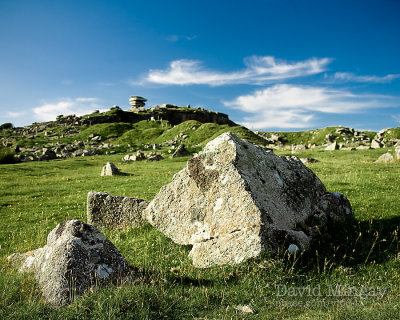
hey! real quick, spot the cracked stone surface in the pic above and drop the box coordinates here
[87,191,148,230]
[14,220,130,306]
[144,132,353,268]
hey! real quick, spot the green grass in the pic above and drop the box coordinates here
[0,148,399,319]
[76,123,134,141]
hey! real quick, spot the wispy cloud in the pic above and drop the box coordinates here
[329,72,400,83]
[7,111,25,118]
[144,56,332,86]
[224,84,400,129]
[33,98,102,122]
[165,34,197,42]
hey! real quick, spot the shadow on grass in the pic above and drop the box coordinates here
[297,216,400,272]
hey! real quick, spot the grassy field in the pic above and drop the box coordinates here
[0,147,399,319]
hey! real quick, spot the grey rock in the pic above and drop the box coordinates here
[144,132,353,268]
[41,148,57,160]
[300,158,320,164]
[375,152,394,163]
[356,145,370,150]
[101,162,121,176]
[87,191,148,230]
[146,152,164,162]
[170,144,193,158]
[325,141,338,151]
[14,220,130,306]
[291,144,307,153]
[371,139,383,149]
[396,146,400,160]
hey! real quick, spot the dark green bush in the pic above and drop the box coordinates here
[0,123,13,130]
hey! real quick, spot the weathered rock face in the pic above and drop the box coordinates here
[371,139,384,149]
[375,152,394,163]
[144,132,353,268]
[17,220,130,306]
[101,162,121,176]
[325,141,338,150]
[87,191,148,229]
[395,146,400,160]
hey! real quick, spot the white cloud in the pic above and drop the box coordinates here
[144,56,332,86]
[166,34,197,42]
[7,111,25,118]
[224,84,400,129]
[331,72,400,83]
[33,98,102,122]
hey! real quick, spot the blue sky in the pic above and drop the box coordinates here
[1,0,400,131]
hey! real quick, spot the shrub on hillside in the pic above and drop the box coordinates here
[0,147,16,164]
[0,123,13,130]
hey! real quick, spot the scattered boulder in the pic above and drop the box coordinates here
[300,158,320,164]
[87,191,148,230]
[291,144,307,153]
[375,152,394,164]
[146,152,164,162]
[325,141,338,151]
[170,144,193,158]
[41,148,57,160]
[371,139,384,149]
[356,145,370,150]
[12,220,130,306]
[395,146,400,160]
[122,151,145,162]
[101,162,121,176]
[144,132,353,268]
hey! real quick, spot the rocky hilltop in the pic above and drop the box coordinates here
[1,98,400,163]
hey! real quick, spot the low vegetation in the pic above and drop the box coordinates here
[0,147,399,319]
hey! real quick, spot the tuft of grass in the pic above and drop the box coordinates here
[0,147,16,164]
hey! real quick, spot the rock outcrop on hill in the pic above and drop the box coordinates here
[144,132,353,268]
[13,220,130,306]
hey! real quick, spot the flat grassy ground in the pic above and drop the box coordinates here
[0,148,399,319]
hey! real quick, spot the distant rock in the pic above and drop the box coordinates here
[291,144,307,153]
[371,139,384,149]
[356,145,370,150]
[375,152,394,164]
[396,146,400,160]
[146,152,164,162]
[87,191,148,230]
[170,144,193,158]
[325,141,338,151]
[101,162,121,176]
[144,132,353,268]
[300,158,320,164]
[40,148,57,160]
[12,220,130,306]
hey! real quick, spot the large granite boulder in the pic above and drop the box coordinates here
[87,191,148,229]
[144,132,353,268]
[15,220,130,306]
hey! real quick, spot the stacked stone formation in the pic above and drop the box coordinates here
[129,96,147,112]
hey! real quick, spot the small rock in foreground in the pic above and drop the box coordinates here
[11,220,130,306]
